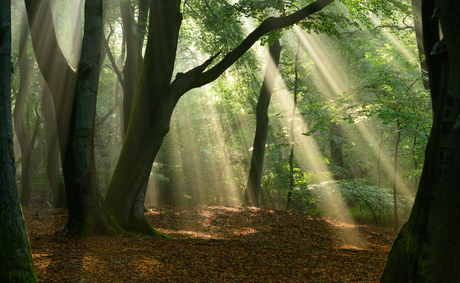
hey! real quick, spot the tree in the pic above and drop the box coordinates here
[244,38,282,207]
[64,0,116,235]
[119,0,149,137]
[25,0,117,235]
[105,0,334,235]
[41,79,66,208]
[0,0,37,280]
[381,0,460,281]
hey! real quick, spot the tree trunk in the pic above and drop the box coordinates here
[41,79,66,208]
[0,1,37,280]
[105,0,183,236]
[120,0,142,135]
[25,0,117,234]
[381,0,460,281]
[244,39,282,207]
[287,39,300,210]
[13,10,34,207]
[329,122,344,171]
[392,120,401,232]
[64,0,115,235]
[25,0,79,210]
[412,0,430,90]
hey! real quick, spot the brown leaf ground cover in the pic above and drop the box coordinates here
[23,205,395,282]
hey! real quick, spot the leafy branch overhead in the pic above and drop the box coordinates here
[188,0,335,89]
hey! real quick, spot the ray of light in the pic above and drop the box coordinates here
[293,26,413,200]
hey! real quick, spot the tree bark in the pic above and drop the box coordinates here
[105,0,183,236]
[0,1,37,280]
[381,0,460,281]
[65,0,114,235]
[120,0,143,135]
[412,0,430,90]
[41,79,66,208]
[244,39,282,207]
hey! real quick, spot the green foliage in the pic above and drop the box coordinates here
[304,179,412,225]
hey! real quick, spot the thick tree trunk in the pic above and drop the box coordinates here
[244,39,282,207]
[381,0,460,281]
[105,0,183,236]
[106,0,333,235]
[0,2,37,280]
[25,0,117,234]
[64,0,114,235]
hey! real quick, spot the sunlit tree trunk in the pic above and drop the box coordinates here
[0,1,37,280]
[25,0,79,206]
[381,0,460,281]
[41,79,66,208]
[392,119,402,232]
[244,39,282,208]
[287,40,299,210]
[26,0,116,235]
[106,0,334,235]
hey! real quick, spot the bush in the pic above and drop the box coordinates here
[299,179,413,226]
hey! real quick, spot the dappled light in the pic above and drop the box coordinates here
[24,205,394,282]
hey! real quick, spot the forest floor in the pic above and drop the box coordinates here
[23,204,395,282]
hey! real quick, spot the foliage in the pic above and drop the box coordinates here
[304,179,413,225]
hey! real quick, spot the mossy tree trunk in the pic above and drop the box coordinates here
[106,0,334,235]
[244,39,282,207]
[0,1,37,280]
[120,0,144,136]
[381,0,460,281]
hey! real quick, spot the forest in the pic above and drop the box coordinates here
[1,0,459,282]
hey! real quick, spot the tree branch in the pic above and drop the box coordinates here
[191,0,334,88]
[103,34,125,90]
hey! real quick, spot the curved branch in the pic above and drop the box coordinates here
[191,0,334,88]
